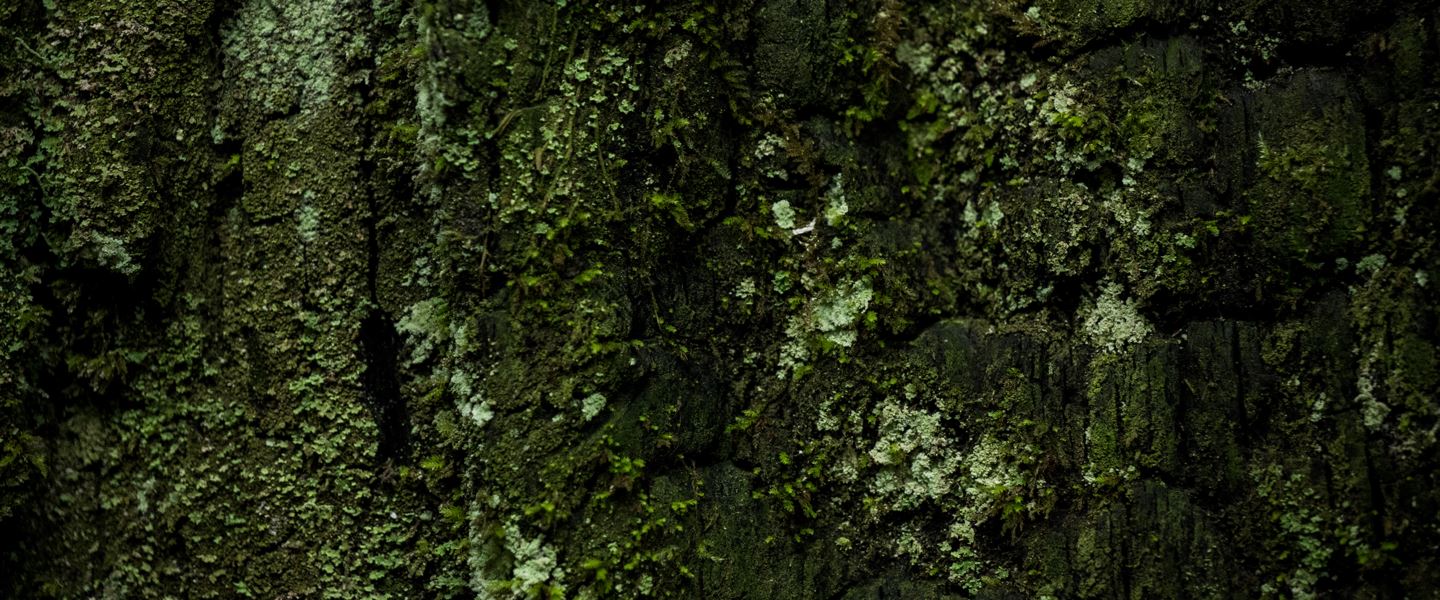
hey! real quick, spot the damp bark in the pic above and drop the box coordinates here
[1,0,1438,598]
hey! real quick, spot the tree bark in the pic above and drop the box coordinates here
[2,0,1438,598]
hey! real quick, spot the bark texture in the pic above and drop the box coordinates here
[2,0,1439,598]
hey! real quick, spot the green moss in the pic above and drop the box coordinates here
[1251,129,1369,261]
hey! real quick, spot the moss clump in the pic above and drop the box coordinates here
[1247,76,1370,263]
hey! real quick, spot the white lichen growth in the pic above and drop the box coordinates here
[396,297,450,366]
[771,199,797,230]
[867,400,961,506]
[415,4,491,185]
[222,0,351,116]
[505,524,563,594]
[1103,190,1153,236]
[450,370,493,428]
[89,231,138,275]
[754,132,790,180]
[776,276,874,377]
[734,278,757,299]
[824,174,849,226]
[580,393,607,422]
[1309,393,1328,423]
[813,278,873,348]
[1356,370,1389,431]
[296,200,319,243]
[777,318,811,377]
[1079,282,1152,353]
[1355,253,1387,276]
[470,518,566,598]
[861,395,1027,592]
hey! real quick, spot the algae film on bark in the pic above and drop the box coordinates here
[2,0,1438,598]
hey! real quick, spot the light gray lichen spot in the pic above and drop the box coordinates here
[1079,282,1152,353]
[581,393,606,421]
[814,278,873,348]
[771,199,797,230]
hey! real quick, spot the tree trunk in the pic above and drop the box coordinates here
[2,0,1438,597]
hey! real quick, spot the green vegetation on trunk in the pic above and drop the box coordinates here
[2,0,1437,598]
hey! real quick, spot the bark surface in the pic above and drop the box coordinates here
[2,0,1438,598]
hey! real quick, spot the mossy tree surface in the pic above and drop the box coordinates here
[2,0,1438,598]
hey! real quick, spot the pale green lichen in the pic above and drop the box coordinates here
[415,3,491,185]
[867,399,959,505]
[771,199,797,230]
[777,317,810,377]
[1358,379,1389,430]
[813,278,873,348]
[504,525,564,595]
[88,231,137,275]
[222,0,350,116]
[776,276,873,376]
[470,518,567,598]
[823,175,849,226]
[734,278,757,299]
[860,395,1027,593]
[1355,253,1387,276]
[296,200,320,244]
[396,297,450,366]
[1079,282,1151,352]
[580,392,606,422]
[1253,464,1333,600]
[450,370,493,428]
